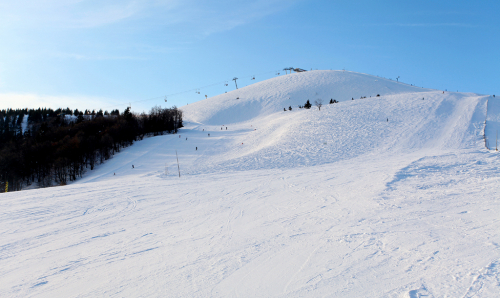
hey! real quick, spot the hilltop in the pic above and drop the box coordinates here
[182,70,431,125]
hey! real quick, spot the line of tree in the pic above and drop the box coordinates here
[0,105,182,192]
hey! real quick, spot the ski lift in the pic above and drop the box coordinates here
[224,81,228,86]
[276,72,280,75]
[164,96,167,102]
[251,76,255,80]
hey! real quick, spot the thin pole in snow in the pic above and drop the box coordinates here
[233,77,238,89]
[176,150,181,177]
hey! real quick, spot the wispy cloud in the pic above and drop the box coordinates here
[189,0,300,37]
[0,93,124,111]
[378,23,479,28]
[54,52,147,61]
[0,0,297,33]
[0,0,149,29]
[0,0,300,62]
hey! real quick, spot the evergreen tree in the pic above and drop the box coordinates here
[304,100,312,109]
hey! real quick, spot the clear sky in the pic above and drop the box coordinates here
[0,0,498,113]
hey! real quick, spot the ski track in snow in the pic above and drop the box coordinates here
[1,71,499,297]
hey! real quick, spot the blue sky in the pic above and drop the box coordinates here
[0,0,498,113]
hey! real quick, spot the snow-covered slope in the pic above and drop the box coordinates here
[182,70,431,125]
[1,71,499,298]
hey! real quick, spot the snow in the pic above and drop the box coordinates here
[182,70,431,125]
[21,114,28,134]
[1,70,499,297]
[485,95,500,150]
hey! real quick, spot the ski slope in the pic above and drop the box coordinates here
[1,70,499,297]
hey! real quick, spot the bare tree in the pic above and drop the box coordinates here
[314,99,323,111]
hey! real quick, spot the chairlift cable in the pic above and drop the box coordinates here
[103,68,291,109]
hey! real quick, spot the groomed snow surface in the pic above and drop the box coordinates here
[2,71,499,297]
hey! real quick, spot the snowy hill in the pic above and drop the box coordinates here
[1,71,499,298]
[182,70,431,125]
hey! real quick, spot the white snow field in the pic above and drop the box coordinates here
[1,70,499,297]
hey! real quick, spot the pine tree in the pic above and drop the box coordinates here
[304,100,312,109]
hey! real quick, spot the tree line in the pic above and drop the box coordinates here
[0,105,182,192]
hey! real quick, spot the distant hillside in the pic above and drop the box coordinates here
[181,70,432,125]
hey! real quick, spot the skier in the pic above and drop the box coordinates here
[132,165,134,168]
[387,118,388,122]
[196,147,197,151]
[226,127,227,130]
[208,133,210,137]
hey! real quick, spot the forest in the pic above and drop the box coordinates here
[0,105,182,192]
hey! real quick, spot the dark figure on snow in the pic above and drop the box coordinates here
[186,137,187,140]
[208,133,210,137]
[196,147,197,151]
[132,165,134,168]
[387,118,388,122]
[226,127,227,130]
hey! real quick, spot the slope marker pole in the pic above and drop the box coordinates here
[176,150,181,177]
